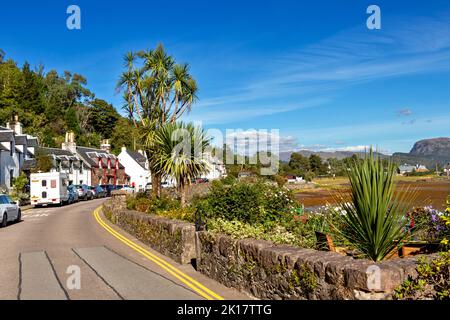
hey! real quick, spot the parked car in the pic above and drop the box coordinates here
[89,186,97,198]
[92,186,107,198]
[121,185,135,194]
[0,194,21,227]
[67,185,79,204]
[75,184,94,200]
[100,184,115,197]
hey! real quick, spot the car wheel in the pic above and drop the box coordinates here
[1,214,7,228]
[15,210,21,223]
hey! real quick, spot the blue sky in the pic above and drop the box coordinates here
[1,1,450,154]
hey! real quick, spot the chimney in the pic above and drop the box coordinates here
[6,114,23,134]
[62,131,77,154]
[121,146,127,153]
[101,139,111,153]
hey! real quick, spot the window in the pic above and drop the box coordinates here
[42,180,47,187]
[10,141,13,156]
[51,180,57,188]
[0,195,6,204]
[4,195,13,204]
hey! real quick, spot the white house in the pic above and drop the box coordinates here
[0,116,38,190]
[38,133,128,186]
[118,147,151,192]
[200,153,227,181]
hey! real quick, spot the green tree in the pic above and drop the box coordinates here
[88,99,120,138]
[309,154,327,176]
[153,122,210,207]
[110,117,138,154]
[32,150,54,172]
[117,43,199,197]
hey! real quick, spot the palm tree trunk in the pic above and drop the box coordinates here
[180,184,187,208]
[151,172,161,198]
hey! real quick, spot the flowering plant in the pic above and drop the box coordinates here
[407,206,450,244]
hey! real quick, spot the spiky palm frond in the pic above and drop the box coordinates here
[153,122,210,205]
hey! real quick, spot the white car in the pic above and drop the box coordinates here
[0,194,21,228]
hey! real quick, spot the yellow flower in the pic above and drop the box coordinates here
[441,238,449,245]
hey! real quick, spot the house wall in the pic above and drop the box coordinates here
[90,168,127,186]
[0,144,19,190]
[50,167,90,186]
[118,151,150,191]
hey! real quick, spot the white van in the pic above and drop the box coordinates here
[30,172,70,207]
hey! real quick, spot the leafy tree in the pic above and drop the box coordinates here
[32,150,54,172]
[110,117,138,154]
[309,154,328,176]
[117,43,199,197]
[88,99,120,138]
[153,122,210,207]
[65,106,81,134]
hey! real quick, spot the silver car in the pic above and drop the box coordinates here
[0,194,21,227]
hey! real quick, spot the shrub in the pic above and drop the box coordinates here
[206,218,308,247]
[199,179,297,226]
[394,251,450,300]
[157,207,195,222]
[126,192,180,214]
[11,172,29,205]
[336,149,412,261]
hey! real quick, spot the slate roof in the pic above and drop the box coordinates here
[126,150,148,169]
[27,137,38,147]
[0,130,13,142]
[14,135,27,145]
[37,147,73,157]
[76,146,124,169]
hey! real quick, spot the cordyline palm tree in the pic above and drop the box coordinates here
[153,122,210,207]
[116,44,198,198]
[336,149,415,261]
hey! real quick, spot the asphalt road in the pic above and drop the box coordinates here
[0,199,248,300]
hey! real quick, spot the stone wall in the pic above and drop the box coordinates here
[195,232,429,300]
[103,192,196,264]
[102,194,427,300]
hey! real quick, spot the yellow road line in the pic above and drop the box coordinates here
[93,207,224,301]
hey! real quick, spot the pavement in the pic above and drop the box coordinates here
[0,199,250,300]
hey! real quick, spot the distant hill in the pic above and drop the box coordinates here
[279,150,387,162]
[410,137,450,158]
[392,137,450,168]
[280,138,450,168]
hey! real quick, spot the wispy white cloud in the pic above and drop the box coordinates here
[190,12,450,124]
[397,108,413,117]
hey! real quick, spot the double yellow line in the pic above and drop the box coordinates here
[93,207,224,300]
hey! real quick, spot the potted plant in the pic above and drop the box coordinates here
[402,206,450,257]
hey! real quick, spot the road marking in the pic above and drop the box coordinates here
[19,251,69,300]
[73,247,201,300]
[93,207,224,301]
